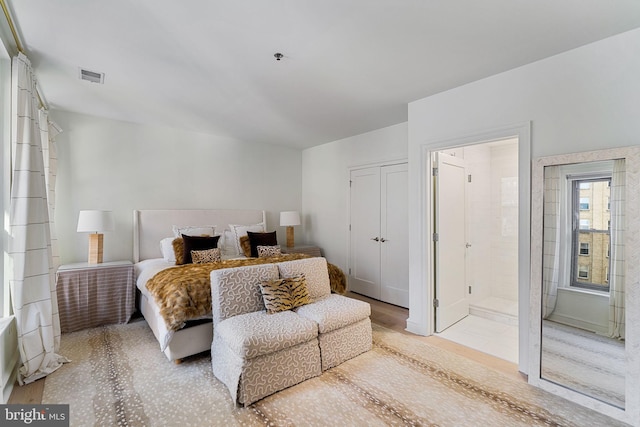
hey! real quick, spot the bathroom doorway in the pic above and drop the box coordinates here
[432,137,519,363]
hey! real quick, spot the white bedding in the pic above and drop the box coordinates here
[133,209,266,361]
[135,254,247,351]
[135,259,181,350]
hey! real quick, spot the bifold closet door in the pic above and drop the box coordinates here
[349,163,408,308]
[380,163,409,307]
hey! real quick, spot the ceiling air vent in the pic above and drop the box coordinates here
[79,68,105,84]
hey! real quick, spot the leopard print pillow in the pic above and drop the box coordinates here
[259,275,310,314]
[257,245,281,258]
[191,248,222,264]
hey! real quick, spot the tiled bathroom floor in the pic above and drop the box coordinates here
[435,314,519,364]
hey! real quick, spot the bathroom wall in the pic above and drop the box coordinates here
[490,142,519,302]
[443,140,519,305]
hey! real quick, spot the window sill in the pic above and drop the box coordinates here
[558,286,609,298]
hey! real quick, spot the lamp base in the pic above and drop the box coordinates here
[286,226,295,248]
[88,233,104,264]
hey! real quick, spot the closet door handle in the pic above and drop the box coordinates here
[371,237,380,242]
[380,238,387,242]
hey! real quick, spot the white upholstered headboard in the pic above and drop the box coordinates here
[133,209,266,262]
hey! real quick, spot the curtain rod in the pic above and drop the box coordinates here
[0,0,48,109]
[0,0,23,53]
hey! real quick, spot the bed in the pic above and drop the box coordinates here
[133,208,267,362]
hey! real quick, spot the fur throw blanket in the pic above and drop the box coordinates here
[146,254,346,332]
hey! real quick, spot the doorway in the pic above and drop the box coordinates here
[432,138,519,363]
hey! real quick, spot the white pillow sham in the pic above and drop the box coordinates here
[228,222,265,256]
[172,225,216,238]
[160,237,177,263]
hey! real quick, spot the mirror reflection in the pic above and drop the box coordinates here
[541,159,625,409]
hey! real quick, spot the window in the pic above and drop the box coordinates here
[579,197,590,210]
[579,242,590,256]
[571,177,611,291]
[577,266,589,280]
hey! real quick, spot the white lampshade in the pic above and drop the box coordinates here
[77,210,115,233]
[280,211,301,227]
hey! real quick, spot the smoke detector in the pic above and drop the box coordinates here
[79,68,105,84]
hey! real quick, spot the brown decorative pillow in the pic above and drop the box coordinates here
[191,248,222,264]
[172,237,185,265]
[181,234,221,264]
[247,231,278,258]
[239,235,252,258]
[257,245,281,258]
[259,275,310,314]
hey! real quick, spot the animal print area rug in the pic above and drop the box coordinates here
[42,320,623,427]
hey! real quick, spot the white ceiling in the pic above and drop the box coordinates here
[8,0,640,149]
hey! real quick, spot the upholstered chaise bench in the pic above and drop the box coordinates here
[210,257,372,406]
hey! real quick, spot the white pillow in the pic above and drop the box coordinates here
[160,237,177,263]
[172,225,216,238]
[218,230,235,257]
[229,222,265,256]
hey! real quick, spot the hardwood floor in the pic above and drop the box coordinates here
[8,292,523,404]
[7,376,44,405]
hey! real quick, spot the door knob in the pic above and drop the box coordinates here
[466,243,472,248]
[371,237,380,242]
[380,238,387,242]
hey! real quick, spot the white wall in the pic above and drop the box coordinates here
[408,28,640,373]
[301,122,407,270]
[489,143,519,302]
[548,289,609,335]
[51,111,303,264]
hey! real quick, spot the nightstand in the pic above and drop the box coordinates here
[281,245,322,257]
[56,261,135,333]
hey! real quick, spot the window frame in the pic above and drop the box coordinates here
[569,176,611,292]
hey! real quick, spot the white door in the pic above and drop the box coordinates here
[434,152,469,332]
[380,164,409,308]
[349,167,381,299]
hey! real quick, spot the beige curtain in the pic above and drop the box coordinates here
[542,165,561,319]
[9,53,66,384]
[608,159,625,339]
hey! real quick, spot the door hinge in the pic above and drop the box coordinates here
[432,232,439,242]
[433,298,439,308]
[349,224,351,231]
[468,286,472,294]
[432,167,438,177]
[348,268,351,275]
[468,174,472,183]
[349,180,352,187]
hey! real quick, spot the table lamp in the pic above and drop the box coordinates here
[77,210,115,264]
[280,211,300,248]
